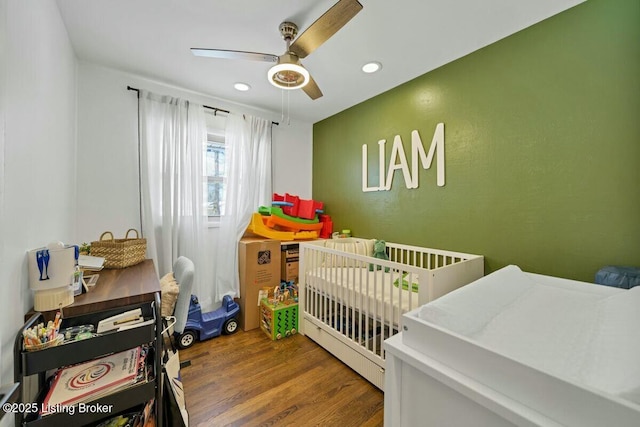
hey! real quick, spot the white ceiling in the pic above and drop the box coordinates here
[56,0,583,123]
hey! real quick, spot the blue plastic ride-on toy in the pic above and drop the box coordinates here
[175,294,240,349]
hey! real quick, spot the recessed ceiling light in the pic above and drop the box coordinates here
[362,61,382,73]
[234,82,251,91]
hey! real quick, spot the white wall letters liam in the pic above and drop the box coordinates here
[362,122,445,192]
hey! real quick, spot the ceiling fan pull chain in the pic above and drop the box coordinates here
[287,89,291,126]
[281,88,285,123]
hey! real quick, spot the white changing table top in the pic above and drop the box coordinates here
[394,265,640,427]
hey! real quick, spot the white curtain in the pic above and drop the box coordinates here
[138,90,211,305]
[214,113,272,301]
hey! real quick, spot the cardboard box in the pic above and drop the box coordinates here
[238,237,281,331]
[280,243,299,253]
[282,260,299,283]
[281,244,300,283]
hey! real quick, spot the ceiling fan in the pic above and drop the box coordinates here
[191,0,363,100]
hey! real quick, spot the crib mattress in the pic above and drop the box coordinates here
[305,266,420,325]
[411,265,640,406]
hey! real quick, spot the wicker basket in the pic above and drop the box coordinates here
[91,229,147,269]
[25,334,64,352]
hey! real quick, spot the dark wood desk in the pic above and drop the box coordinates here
[27,259,160,320]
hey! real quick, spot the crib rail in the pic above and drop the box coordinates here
[386,242,475,270]
[299,240,483,374]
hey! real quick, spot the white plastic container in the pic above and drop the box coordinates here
[28,244,77,290]
[27,243,77,311]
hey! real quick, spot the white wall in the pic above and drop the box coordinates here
[0,0,77,401]
[76,62,313,244]
[272,121,313,200]
[0,0,6,410]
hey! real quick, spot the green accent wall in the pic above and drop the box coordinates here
[312,0,640,282]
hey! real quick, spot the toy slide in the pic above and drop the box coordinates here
[258,206,323,232]
[268,206,319,224]
[247,213,318,240]
[266,215,323,233]
[273,193,323,219]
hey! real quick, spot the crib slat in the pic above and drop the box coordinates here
[299,240,482,389]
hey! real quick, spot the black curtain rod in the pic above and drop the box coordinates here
[127,86,278,125]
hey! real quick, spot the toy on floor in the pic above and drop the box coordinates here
[271,280,298,306]
[175,294,240,349]
[369,239,390,272]
[261,281,299,340]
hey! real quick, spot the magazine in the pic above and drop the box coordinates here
[42,347,142,415]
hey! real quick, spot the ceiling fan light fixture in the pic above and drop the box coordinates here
[268,62,309,90]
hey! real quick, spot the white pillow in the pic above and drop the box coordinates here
[323,238,375,267]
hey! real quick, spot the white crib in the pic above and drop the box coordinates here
[298,238,483,389]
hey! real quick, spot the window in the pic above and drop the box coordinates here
[204,113,227,218]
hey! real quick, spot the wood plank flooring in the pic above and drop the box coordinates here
[179,328,384,426]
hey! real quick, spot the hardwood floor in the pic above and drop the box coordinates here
[179,328,384,426]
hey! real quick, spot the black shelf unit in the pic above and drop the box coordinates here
[13,293,163,427]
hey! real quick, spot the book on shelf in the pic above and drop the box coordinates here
[78,255,105,271]
[42,347,143,415]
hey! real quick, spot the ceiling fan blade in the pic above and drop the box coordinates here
[289,0,363,59]
[302,74,323,100]
[191,48,278,63]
